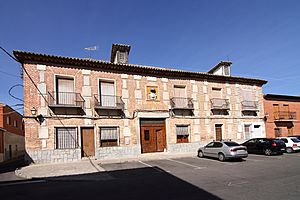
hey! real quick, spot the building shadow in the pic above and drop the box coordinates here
[0,166,222,200]
[0,155,28,174]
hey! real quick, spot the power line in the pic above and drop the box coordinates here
[8,84,24,102]
[0,46,99,171]
[0,69,20,78]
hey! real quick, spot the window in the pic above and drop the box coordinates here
[280,138,288,143]
[176,125,189,143]
[244,124,251,140]
[224,142,240,147]
[213,142,223,148]
[147,86,158,100]
[100,127,119,147]
[55,127,78,149]
[6,116,11,125]
[99,80,115,107]
[224,66,230,76]
[275,128,281,137]
[206,142,214,148]
[144,130,150,141]
[118,52,127,63]
[14,120,18,128]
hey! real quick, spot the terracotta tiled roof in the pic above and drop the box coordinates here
[13,50,267,85]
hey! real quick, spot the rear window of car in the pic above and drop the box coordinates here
[291,138,300,143]
[273,139,284,143]
[224,142,240,147]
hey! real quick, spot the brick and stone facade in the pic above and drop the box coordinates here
[0,103,25,162]
[264,94,300,138]
[14,44,267,163]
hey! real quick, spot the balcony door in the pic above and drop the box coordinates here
[174,85,186,107]
[283,105,289,119]
[100,81,115,107]
[273,104,279,119]
[56,77,75,105]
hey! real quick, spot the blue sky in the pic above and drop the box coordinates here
[0,0,300,110]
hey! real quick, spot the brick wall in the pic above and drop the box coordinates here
[264,98,300,138]
[23,62,265,163]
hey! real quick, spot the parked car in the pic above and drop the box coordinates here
[277,137,300,153]
[197,141,248,161]
[242,138,286,156]
[288,135,300,140]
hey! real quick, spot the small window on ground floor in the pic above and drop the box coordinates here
[176,125,189,143]
[55,127,78,149]
[100,127,119,147]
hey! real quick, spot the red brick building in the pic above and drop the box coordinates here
[0,103,25,162]
[264,94,300,138]
[14,45,267,163]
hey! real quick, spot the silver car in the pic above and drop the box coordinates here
[197,141,248,161]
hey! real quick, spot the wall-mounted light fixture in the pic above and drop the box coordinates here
[31,107,44,125]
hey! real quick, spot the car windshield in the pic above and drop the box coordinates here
[224,142,240,147]
[291,138,300,143]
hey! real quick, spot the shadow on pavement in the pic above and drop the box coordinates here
[0,156,27,174]
[0,166,222,200]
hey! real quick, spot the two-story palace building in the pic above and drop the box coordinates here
[14,44,267,163]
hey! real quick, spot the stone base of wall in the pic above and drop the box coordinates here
[25,149,81,164]
[96,146,141,159]
[168,142,201,153]
[0,153,3,162]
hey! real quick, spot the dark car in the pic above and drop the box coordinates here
[242,138,286,156]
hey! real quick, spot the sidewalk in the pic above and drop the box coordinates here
[15,152,196,179]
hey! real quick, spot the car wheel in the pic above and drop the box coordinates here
[218,153,225,162]
[286,147,293,154]
[198,150,204,158]
[264,149,272,156]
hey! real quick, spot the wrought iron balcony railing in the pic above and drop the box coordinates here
[210,98,230,110]
[274,111,297,121]
[241,101,259,111]
[48,91,85,108]
[94,95,124,110]
[170,97,194,110]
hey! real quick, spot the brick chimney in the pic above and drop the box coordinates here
[110,44,131,64]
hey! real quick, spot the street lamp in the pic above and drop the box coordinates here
[30,107,44,124]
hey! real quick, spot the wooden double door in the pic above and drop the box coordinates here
[140,120,166,153]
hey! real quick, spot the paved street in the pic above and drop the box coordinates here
[1,153,300,200]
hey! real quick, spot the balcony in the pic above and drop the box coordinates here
[241,101,259,111]
[48,91,85,108]
[210,98,230,110]
[170,97,194,110]
[274,111,297,121]
[94,95,124,111]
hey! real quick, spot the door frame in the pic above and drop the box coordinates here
[214,123,223,141]
[80,127,95,158]
[140,119,166,153]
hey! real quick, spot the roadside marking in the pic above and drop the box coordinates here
[227,181,248,187]
[166,158,206,169]
[0,179,46,187]
[249,154,282,159]
[198,158,239,165]
[244,158,263,162]
[138,161,168,172]
[283,154,300,157]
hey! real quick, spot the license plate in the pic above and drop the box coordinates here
[237,150,246,154]
[281,148,285,151]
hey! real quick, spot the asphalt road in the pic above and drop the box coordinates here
[1,153,300,200]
